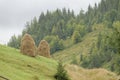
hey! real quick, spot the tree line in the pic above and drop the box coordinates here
[8,8,87,53]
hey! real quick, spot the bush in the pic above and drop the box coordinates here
[72,30,81,44]
[54,62,70,80]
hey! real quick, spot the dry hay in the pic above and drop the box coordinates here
[20,33,36,57]
[65,64,118,80]
[37,40,51,58]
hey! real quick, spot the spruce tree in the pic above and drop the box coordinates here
[54,62,70,80]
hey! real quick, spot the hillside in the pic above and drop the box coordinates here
[53,30,100,63]
[0,44,57,80]
[0,44,119,80]
[7,0,120,75]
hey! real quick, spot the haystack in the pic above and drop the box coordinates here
[38,40,51,58]
[20,33,36,57]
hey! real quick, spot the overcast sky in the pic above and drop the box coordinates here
[0,0,101,45]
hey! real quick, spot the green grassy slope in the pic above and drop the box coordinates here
[0,45,57,80]
[53,31,100,63]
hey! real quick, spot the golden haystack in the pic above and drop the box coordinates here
[38,40,51,58]
[20,33,36,57]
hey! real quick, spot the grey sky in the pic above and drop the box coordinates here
[0,0,101,44]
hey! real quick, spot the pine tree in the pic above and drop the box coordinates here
[54,62,70,80]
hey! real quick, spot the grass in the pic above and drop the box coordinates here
[0,44,57,80]
[65,64,118,80]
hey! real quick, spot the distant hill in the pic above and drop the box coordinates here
[53,30,100,64]
[53,27,120,75]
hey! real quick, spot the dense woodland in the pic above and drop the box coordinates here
[8,0,120,74]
